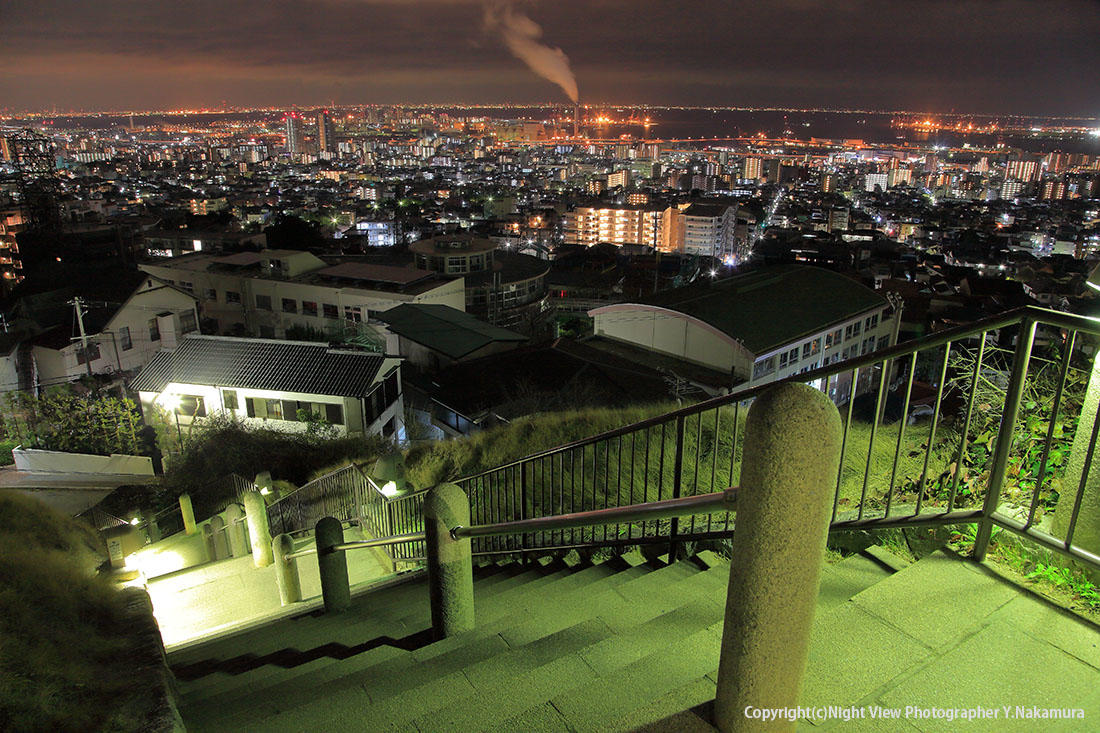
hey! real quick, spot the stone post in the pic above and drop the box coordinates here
[316,517,351,613]
[224,504,249,558]
[714,383,843,732]
[272,533,302,605]
[424,482,474,639]
[179,493,197,535]
[1054,351,1100,558]
[242,491,273,568]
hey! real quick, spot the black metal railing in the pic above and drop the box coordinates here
[451,305,1100,570]
[267,463,425,561]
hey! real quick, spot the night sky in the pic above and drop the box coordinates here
[4,0,1099,115]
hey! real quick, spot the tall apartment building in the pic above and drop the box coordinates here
[1005,159,1040,182]
[742,157,763,181]
[316,110,332,154]
[564,206,663,248]
[0,206,26,294]
[661,203,737,257]
[284,113,304,156]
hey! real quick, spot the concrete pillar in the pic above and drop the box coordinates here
[714,383,843,732]
[424,482,474,639]
[272,534,302,605]
[1054,351,1100,557]
[179,493,196,535]
[224,504,249,558]
[209,516,229,560]
[202,524,216,563]
[242,491,273,568]
[316,517,351,613]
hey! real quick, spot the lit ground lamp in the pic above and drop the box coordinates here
[369,452,408,498]
[1052,264,1100,556]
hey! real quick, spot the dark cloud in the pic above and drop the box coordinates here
[3,0,1098,113]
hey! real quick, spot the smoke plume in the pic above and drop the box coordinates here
[484,1,578,103]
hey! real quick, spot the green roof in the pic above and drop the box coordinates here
[641,265,888,355]
[376,304,526,359]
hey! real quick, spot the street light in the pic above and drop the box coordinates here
[156,392,183,450]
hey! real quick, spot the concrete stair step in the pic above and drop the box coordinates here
[545,623,724,732]
[817,551,893,614]
[168,571,428,666]
[402,590,724,732]
[179,644,411,728]
[180,559,640,704]
[415,589,725,732]
[611,676,717,733]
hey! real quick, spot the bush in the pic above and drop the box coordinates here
[161,413,388,516]
[0,492,149,731]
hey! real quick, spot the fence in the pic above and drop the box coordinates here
[266,463,425,561]
[451,305,1100,570]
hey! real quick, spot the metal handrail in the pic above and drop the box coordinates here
[451,488,737,540]
[452,305,1100,484]
[287,490,737,560]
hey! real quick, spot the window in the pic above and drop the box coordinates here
[787,347,799,364]
[226,291,242,304]
[266,399,283,420]
[852,321,861,336]
[344,306,362,323]
[148,318,160,342]
[878,336,891,351]
[779,351,789,368]
[845,325,853,340]
[752,356,776,380]
[282,298,297,313]
[223,390,238,410]
[205,288,217,301]
[256,294,272,311]
[179,281,194,292]
[176,395,206,417]
[325,403,344,425]
[302,300,318,317]
[180,311,197,334]
[323,303,339,319]
[870,313,879,329]
[802,338,820,359]
[119,326,132,351]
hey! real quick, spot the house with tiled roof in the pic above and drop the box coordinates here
[130,335,404,440]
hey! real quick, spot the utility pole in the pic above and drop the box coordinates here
[71,296,93,377]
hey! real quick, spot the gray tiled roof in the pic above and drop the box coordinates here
[376,304,526,359]
[130,336,386,397]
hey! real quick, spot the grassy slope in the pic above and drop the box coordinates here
[0,493,150,732]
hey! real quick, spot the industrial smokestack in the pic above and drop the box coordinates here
[573,102,579,139]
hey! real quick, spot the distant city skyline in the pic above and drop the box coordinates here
[4,0,1099,116]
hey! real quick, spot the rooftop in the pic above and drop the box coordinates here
[629,265,888,355]
[375,304,526,360]
[129,335,390,397]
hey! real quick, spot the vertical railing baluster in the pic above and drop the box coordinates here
[974,318,1037,560]
[859,359,889,520]
[885,351,918,518]
[669,415,685,559]
[1025,330,1077,529]
[833,367,858,524]
[949,332,987,510]
[916,342,952,516]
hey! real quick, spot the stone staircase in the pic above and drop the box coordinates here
[170,547,901,732]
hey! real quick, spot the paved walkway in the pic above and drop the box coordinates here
[144,532,395,649]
